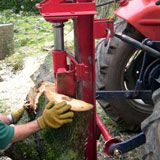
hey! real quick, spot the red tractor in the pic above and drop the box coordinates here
[96,0,160,131]
[37,0,160,159]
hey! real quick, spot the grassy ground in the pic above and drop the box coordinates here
[0,10,73,72]
[0,10,52,71]
[0,10,144,160]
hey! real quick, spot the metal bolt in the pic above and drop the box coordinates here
[113,149,121,156]
[125,92,132,99]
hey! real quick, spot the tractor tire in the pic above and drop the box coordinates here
[96,20,153,131]
[141,88,160,160]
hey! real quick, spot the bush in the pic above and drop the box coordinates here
[0,0,42,13]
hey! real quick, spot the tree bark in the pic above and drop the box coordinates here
[1,81,93,160]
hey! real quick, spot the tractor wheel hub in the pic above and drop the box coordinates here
[143,59,160,91]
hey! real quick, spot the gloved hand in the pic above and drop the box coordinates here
[37,101,74,129]
[11,107,25,124]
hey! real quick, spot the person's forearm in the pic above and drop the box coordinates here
[11,120,41,143]
[0,115,10,125]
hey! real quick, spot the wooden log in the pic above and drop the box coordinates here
[1,81,93,160]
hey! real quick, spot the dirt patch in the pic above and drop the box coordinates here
[0,55,46,113]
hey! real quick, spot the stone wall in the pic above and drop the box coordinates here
[0,24,14,59]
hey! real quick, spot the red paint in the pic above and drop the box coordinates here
[96,113,120,155]
[37,0,117,159]
[36,0,97,23]
[119,0,128,6]
[74,15,97,160]
[52,50,89,98]
[52,50,67,78]
[67,54,88,82]
[96,113,112,140]
[57,71,76,97]
[94,19,114,39]
[37,0,160,158]
[115,0,160,41]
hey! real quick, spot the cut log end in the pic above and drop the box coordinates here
[47,92,93,112]
[40,81,93,112]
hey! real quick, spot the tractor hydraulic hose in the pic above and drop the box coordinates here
[115,33,160,58]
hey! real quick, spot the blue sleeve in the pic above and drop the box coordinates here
[0,120,14,150]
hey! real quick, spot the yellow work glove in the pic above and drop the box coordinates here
[11,107,25,124]
[37,101,74,129]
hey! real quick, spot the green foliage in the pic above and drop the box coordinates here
[0,10,54,71]
[0,1,13,11]
[0,10,73,72]
[0,0,42,13]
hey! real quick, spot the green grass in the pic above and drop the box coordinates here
[0,10,74,71]
[0,10,53,48]
[0,10,69,71]
[0,10,52,70]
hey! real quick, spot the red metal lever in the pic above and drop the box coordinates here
[96,113,121,155]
